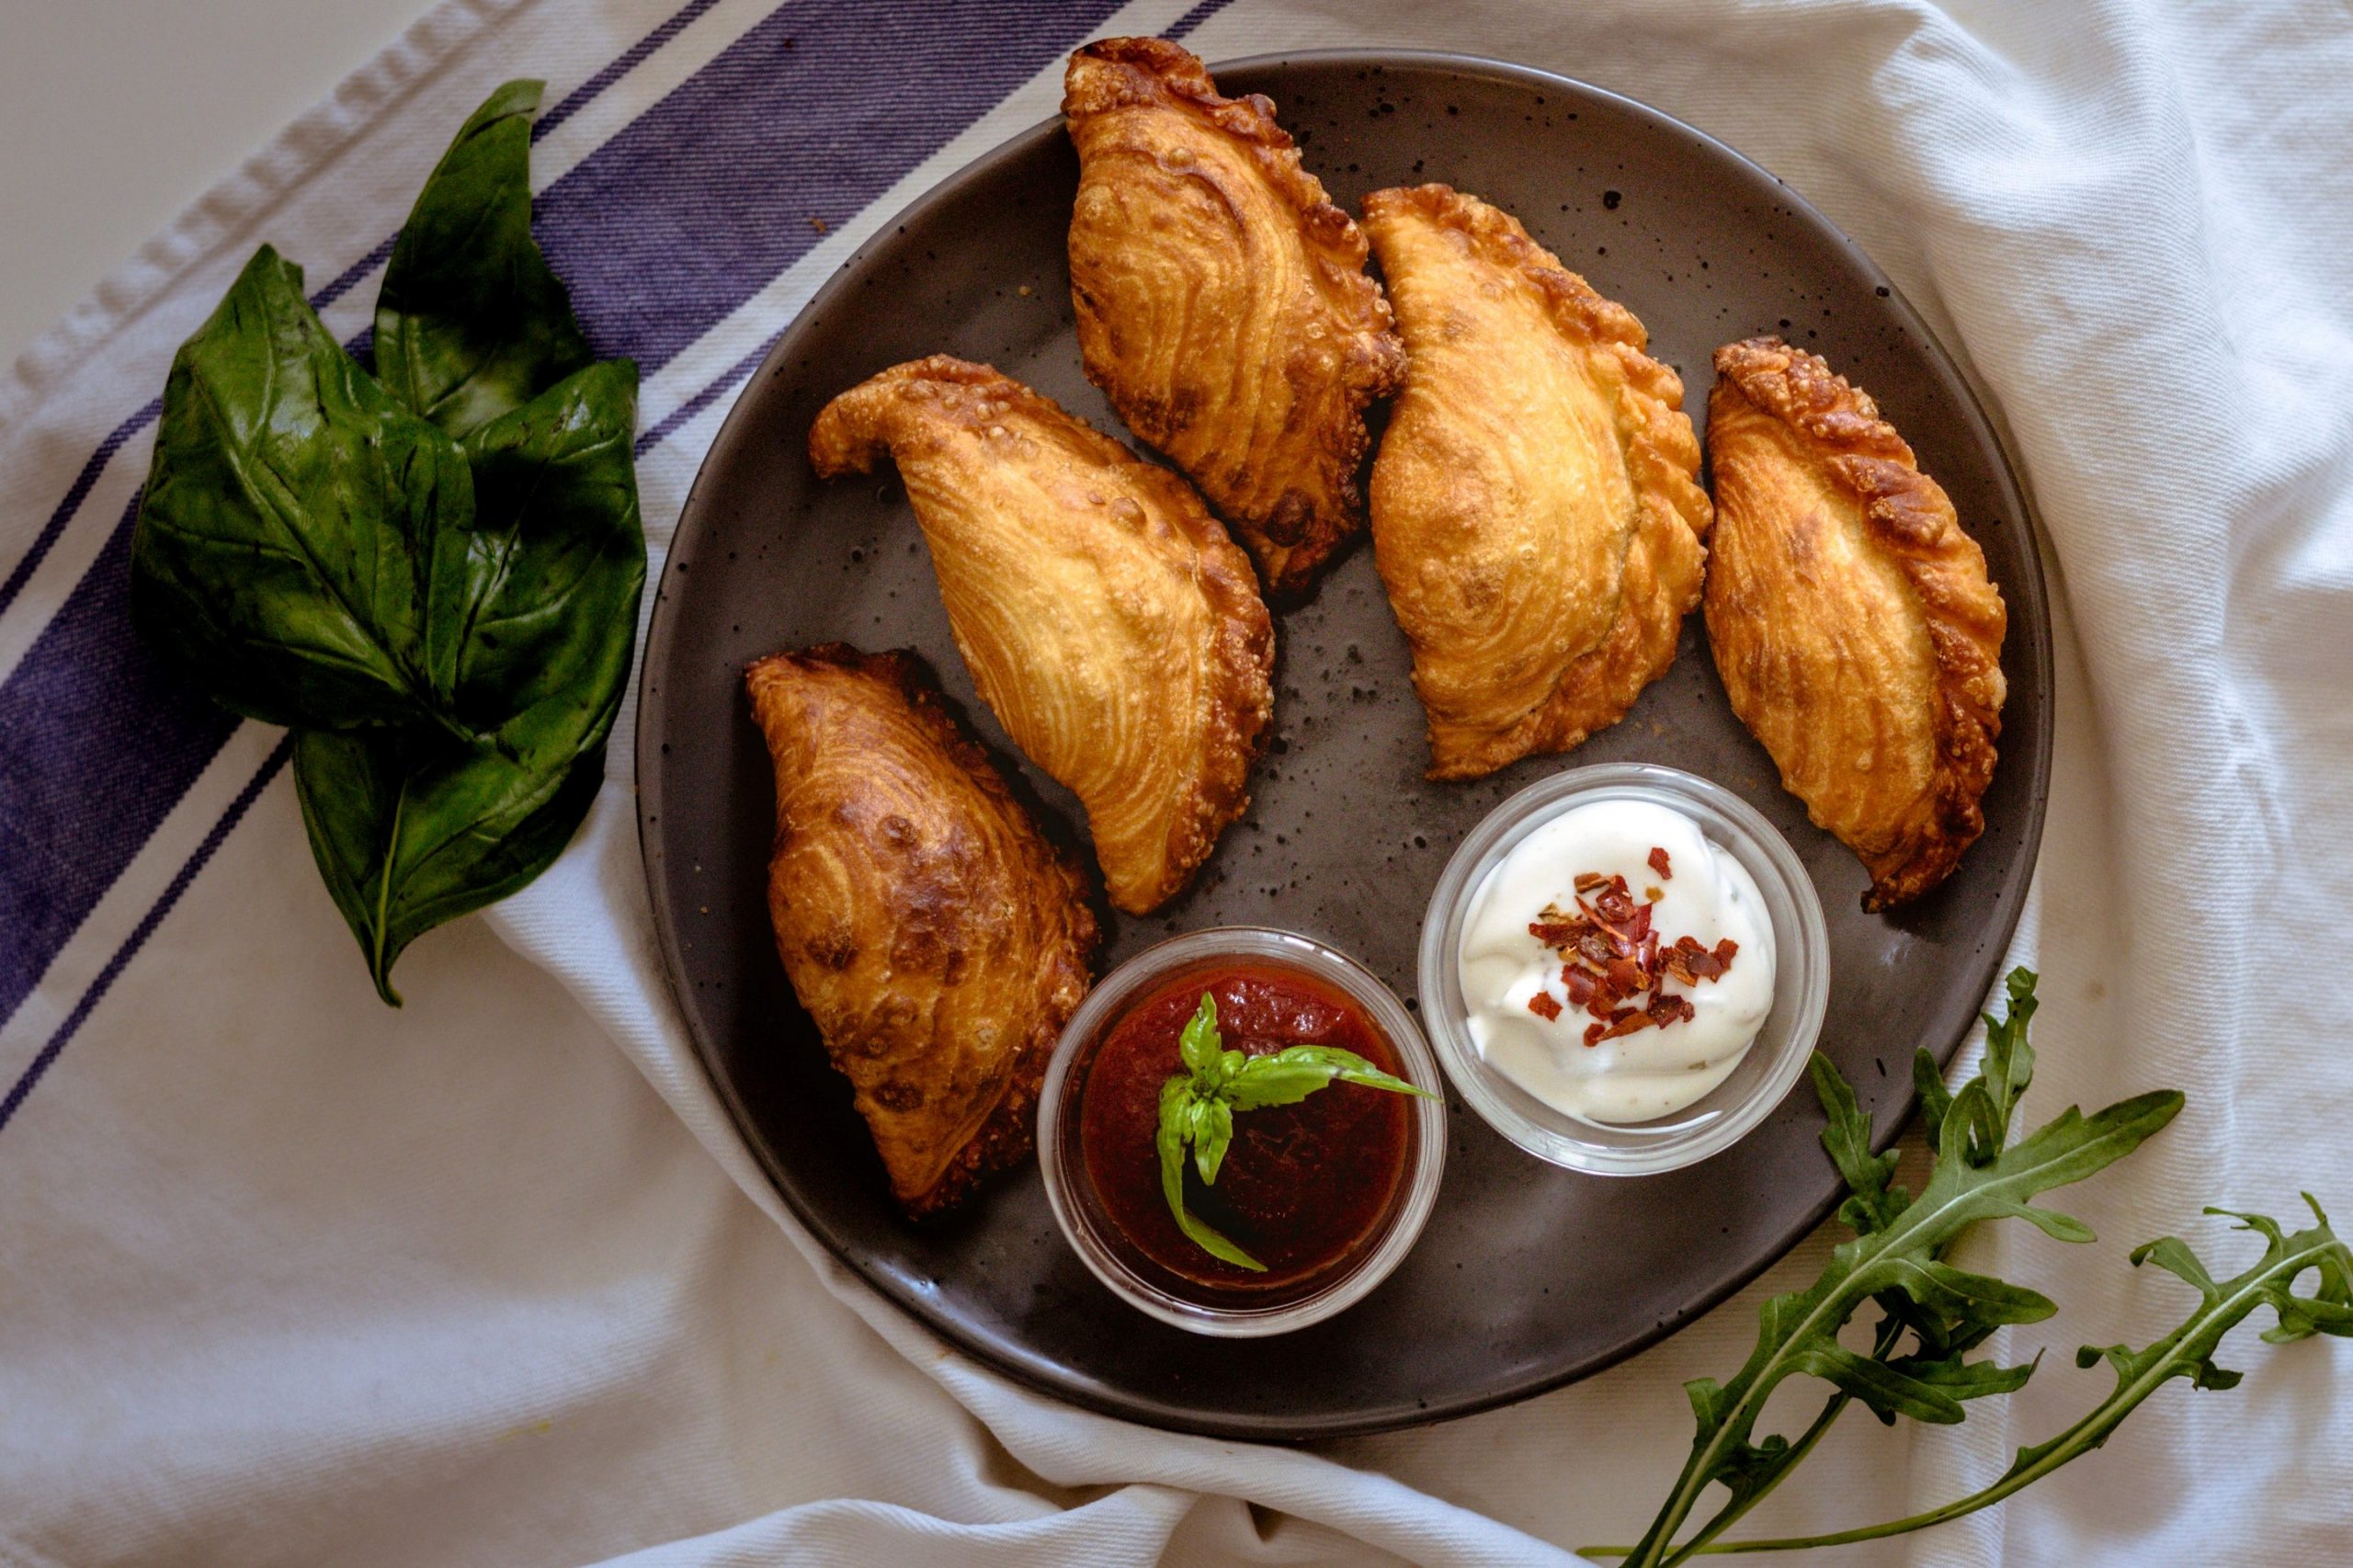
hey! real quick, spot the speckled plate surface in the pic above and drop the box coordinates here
[636,52,2052,1439]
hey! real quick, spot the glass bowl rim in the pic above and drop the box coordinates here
[1415,762,1830,1176]
[1037,925,1448,1337]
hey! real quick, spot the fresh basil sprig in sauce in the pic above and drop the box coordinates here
[129,80,643,1005]
[1156,993,1433,1271]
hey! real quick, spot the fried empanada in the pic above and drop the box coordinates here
[1361,185,1711,780]
[746,643,1099,1218]
[808,357,1273,915]
[1703,336,2006,910]
[1063,37,1404,598]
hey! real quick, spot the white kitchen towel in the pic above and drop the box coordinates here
[2,1,2347,1564]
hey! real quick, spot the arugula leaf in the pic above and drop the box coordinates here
[1155,1078,1263,1272]
[293,362,642,1003]
[374,79,594,438]
[1637,1197,2352,1557]
[1605,972,2184,1567]
[131,245,469,733]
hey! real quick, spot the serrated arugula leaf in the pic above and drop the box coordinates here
[1981,968,2039,1133]
[1591,971,2345,1566]
[1653,1199,2353,1557]
[1809,1051,1904,1235]
[131,245,468,733]
[1608,975,2185,1567]
[375,79,594,437]
[1912,1049,1953,1156]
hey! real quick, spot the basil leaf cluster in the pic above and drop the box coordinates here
[1154,993,1432,1271]
[130,81,644,1005]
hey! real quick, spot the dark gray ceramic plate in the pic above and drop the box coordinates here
[636,51,2052,1440]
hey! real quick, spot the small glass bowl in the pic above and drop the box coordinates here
[1037,927,1446,1337]
[1418,764,1828,1176]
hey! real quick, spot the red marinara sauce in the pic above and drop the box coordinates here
[1075,962,1415,1300]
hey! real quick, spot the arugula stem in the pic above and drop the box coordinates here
[1654,1231,2353,1557]
[1585,1312,1902,1562]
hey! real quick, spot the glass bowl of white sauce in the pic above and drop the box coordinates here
[1418,763,1829,1175]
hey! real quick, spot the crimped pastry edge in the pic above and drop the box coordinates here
[745,642,1101,1219]
[1063,37,1405,598]
[807,356,1275,915]
[1361,184,1712,778]
[1709,335,2008,910]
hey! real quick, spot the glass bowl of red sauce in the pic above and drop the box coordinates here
[1037,928,1447,1336]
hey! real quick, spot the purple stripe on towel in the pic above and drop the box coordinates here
[0,736,294,1137]
[0,0,1128,1041]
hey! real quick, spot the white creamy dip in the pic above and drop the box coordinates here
[1458,799,1774,1125]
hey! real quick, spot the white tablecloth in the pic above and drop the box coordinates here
[3,1,2347,1562]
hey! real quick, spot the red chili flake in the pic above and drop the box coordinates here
[1528,991,1563,1021]
[1648,846,1673,880]
[1531,866,1737,1043]
[1586,1006,1655,1046]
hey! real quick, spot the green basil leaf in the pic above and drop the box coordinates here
[1155,1079,1262,1271]
[431,358,643,724]
[293,727,605,1005]
[293,364,643,1004]
[1195,1096,1234,1185]
[1176,992,1221,1080]
[1225,1044,1435,1111]
[131,244,468,733]
[374,79,594,438]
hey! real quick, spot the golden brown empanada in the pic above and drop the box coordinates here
[1063,37,1404,599]
[808,356,1273,915]
[1361,185,1711,780]
[1704,336,2007,910]
[746,643,1098,1218]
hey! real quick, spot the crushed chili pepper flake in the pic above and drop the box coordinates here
[1649,846,1673,880]
[1529,866,1737,1044]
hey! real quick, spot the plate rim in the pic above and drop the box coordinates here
[633,48,2056,1439]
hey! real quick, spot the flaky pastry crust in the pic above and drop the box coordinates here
[1704,336,2007,910]
[746,644,1099,1218]
[1362,185,1711,779]
[1063,37,1404,599]
[809,356,1274,915]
